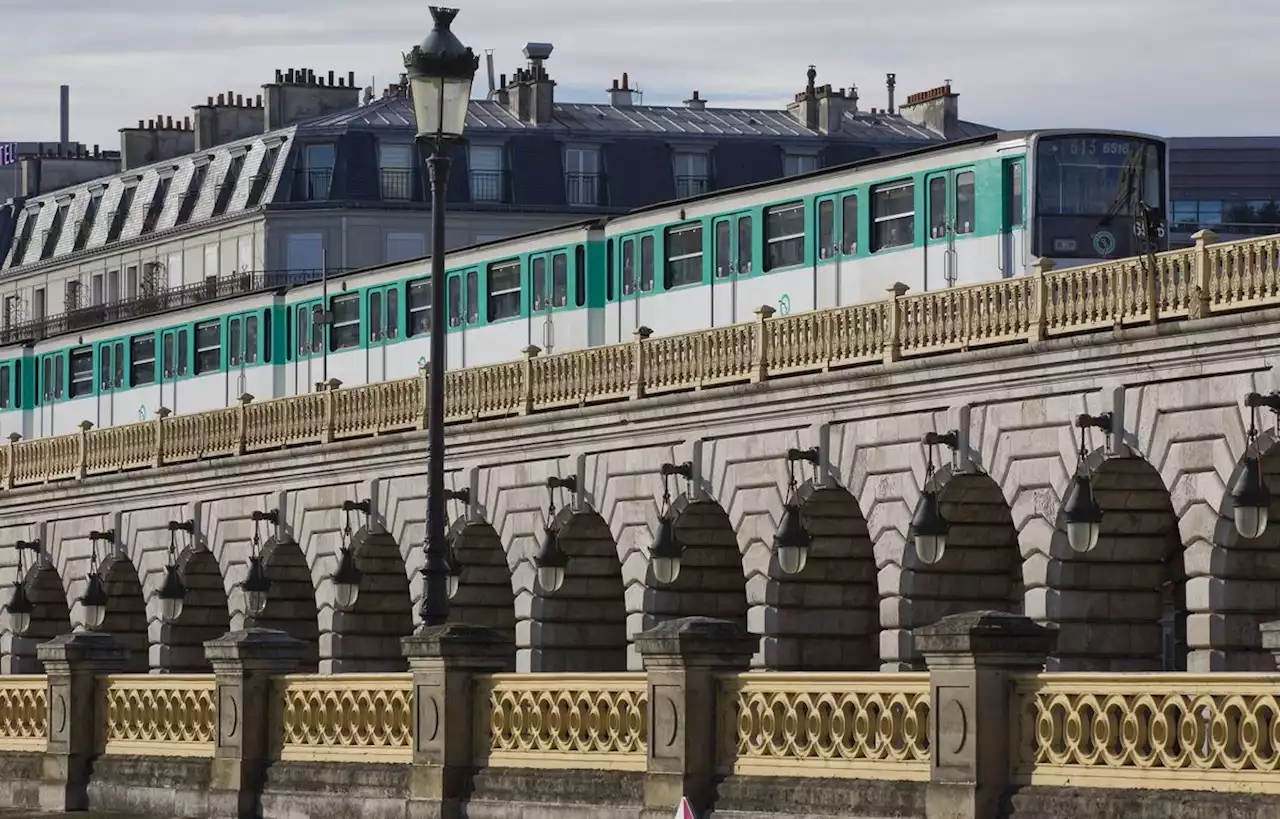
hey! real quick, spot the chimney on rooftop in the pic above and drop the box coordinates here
[194,87,266,150]
[608,73,635,108]
[503,43,554,124]
[886,73,897,115]
[59,85,70,146]
[684,90,706,111]
[899,79,961,139]
[786,66,820,130]
[118,115,195,171]
[263,65,360,130]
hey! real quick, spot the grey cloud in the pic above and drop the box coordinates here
[0,0,1263,144]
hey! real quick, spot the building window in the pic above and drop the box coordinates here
[73,190,103,252]
[33,288,45,321]
[69,348,94,398]
[105,185,137,244]
[142,174,173,234]
[296,144,335,202]
[489,260,521,319]
[177,164,209,225]
[674,153,709,198]
[64,280,82,311]
[872,181,915,252]
[565,147,601,206]
[664,223,703,288]
[469,145,505,203]
[764,202,805,271]
[955,171,975,235]
[246,144,281,208]
[406,278,432,336]
[131,335,156,386]
[11,208,37,265]
[842,195,859,254]
[91,273,104,306]
[212,154,246,217]
[41,202,70,260]
[2,295,15,327]
[379,143,415,201]
[328,294,360,351]
[784,154,819,177]
[194,320,221,374]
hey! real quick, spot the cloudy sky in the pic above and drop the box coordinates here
[0,0,1268,146]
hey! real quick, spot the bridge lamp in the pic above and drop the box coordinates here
[242,556,271,619]
[79,571,108,630]
[159,520,195,624]
[776,449,819,576]
[6,539,40,635]
[651,462,692,585]
[911,433,957,565]
[1234,392,1280,540]
[536,527,568,594]
[404,6,477,145]
[1064,414,1111,553]
[331,500,369,612]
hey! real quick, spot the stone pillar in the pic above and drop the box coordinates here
[204,629,305,819]
[402,623,514,819]
[633,616,755,819]
[37,631,128,811]
[1259,620,1280,668]
[914,611,1056,819]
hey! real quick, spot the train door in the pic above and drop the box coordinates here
[445,270,478,368]
[289,301,324,393]
[366,285,400,383]
[1001,159,1027,278]
[924,172,955,291]
[96,339,124,428]
[529,253,550,352]
[711,217,735,325]
[950,170,977,285]
[633,236,655,332]
[37,352,63,436]
[161,327,189,412]
[814,196,840,310]
[227,312,263,397]
[619,238,636,336]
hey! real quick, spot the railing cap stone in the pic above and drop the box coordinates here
[37,630,130,671]
[914,610,1057,667]
[203,627,306,673]
[633,616,755,668]
[402,622,515,668]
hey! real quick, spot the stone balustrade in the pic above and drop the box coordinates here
[3,230,1277,489]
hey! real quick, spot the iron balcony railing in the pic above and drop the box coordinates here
[380,169,416,202]
[566,172,604,207]
[293,169,334,202]
[0,268,344,346]
[469,170,508,203]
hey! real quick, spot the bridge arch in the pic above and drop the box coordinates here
[326,527,414,673]
[251,537,321,673]
[445,518,517,641]
[5,563,72,674]
[98,555,149,673]
[158,547,232,673]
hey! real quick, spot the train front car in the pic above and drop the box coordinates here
[1027,130,1169,268]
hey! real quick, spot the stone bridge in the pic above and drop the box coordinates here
[2,229,1280,680]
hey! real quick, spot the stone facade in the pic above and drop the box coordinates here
[2,304,1280,676]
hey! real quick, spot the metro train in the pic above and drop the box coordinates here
[0,128,1169,440]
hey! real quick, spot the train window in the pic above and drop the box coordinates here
[639,236,654,292]
[1009,163,1024,228]
[386,289,399,339]
[955,172,975,235]
[131,335,156,386]
[871,181,915,252]
[466,272,478,324]
[737,216,753,274]
[842,196,859,255]
[263,311,272,363]
[448,277,462,327]
[552,253,568,307]
[41,357,52,401]
[929,177,947,238]
[574,245,585,308]
[163,329,190,378]
[310,307,322,354]
[488,262,521,321]
[665,224,703,289]
[622,239,635,295]
[0,366,10,409]
[818,200,835,260]
[764,202,805,271]
[407,279,432,336]
[12,360,20,408]
[328,295,360,352]
[244,316,259,364]
[715,221,732,278]
[531,257,547,312]
[606,240,615,301]
[229,318,243,366]
[99,342,123,390]
[70,349,93,398]
[369,292,382,342]
[195,321,222,374]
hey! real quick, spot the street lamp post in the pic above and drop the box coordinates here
[404,6,479,628]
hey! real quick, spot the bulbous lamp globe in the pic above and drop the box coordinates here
[773,503,811,576]
[444,545,462,600]
[404,6,479,142]
[158,564,186,624]
[1063,474,1103,553]
[242,555,272,619]
[79,571,109,630]
[6,581,32,636]
[536,527,568,594]
[910,489,949,565]
[1231,454,1271,540]
[650,515,683,586]
[332,547,363,611]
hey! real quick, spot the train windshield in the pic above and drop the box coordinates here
[1033,134,1166,259]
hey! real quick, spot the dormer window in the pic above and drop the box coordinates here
[246,144,281,208]
[212,153,246,217]
[73,189,104,252]
[141,173,174,235]
[379,143,415,201]
[784,153,819,177]
[295,144,335,202]
[468,145,506,203]
[105,184,137,244]
[565,147,601,206]
[673,152,709,198]
[10,207,37,266]
[176,163,209,225]
[40,201,71,261]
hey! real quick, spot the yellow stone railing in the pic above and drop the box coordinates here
[99,674,216,757]
[1012,673,1280,794]
[1,232,1275,488]
[717,672,932,780]
[474,673,647,770]
[0,676,47,752]
[270,674,413,764]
